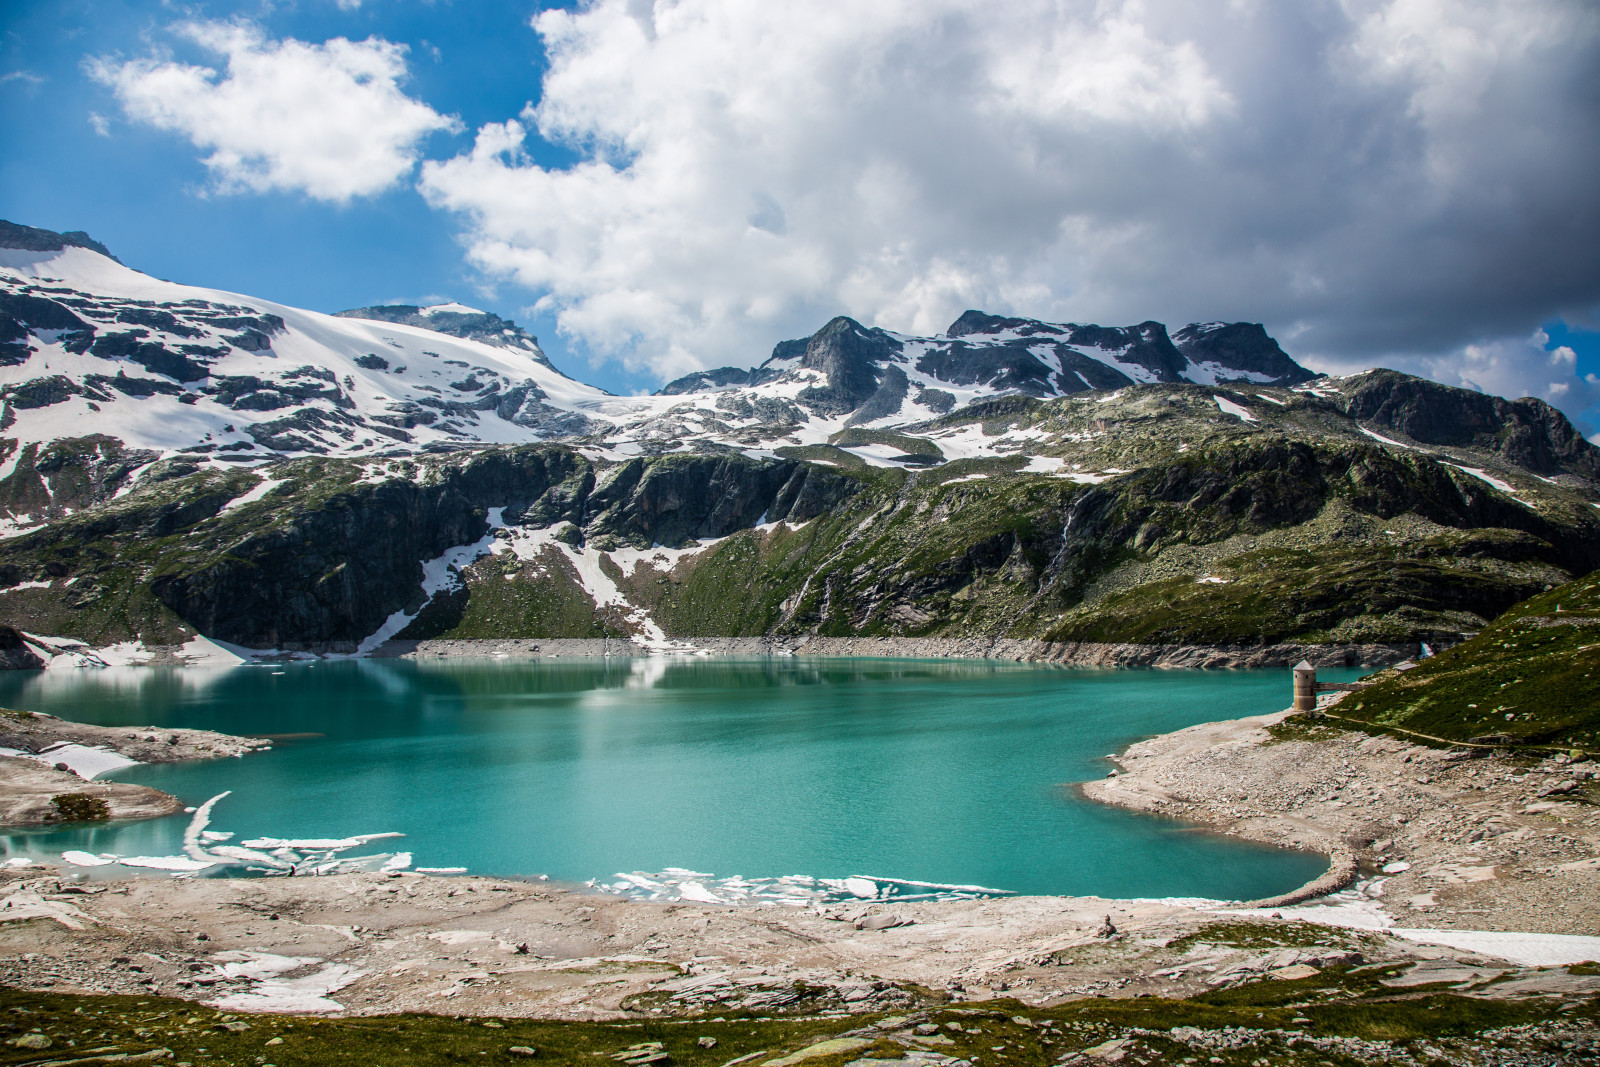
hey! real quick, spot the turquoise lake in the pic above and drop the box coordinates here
[0,657,1347,902]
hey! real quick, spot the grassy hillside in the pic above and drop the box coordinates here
[1328,568,1600,751]
[4,376,1600,651]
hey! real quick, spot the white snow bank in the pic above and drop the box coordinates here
[1446,463,1519,495]
[1388,928,1600,968]
[1213,396,1257,423]
[205,951,364,1014]
[1220,883,1600,967]
[0,742,137,780]
[220,476,284,513]
[1359,426,1415,450]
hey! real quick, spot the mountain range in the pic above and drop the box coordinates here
[3,219,1598,660]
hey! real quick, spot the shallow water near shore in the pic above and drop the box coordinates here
[0,657,1351,901]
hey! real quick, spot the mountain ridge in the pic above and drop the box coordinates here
[4,220,1600,659]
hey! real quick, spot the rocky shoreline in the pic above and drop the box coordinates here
[375,635,1420,670]
[1083,696,1600,935]
[0,708,269,826]
[1,698,1597,1024]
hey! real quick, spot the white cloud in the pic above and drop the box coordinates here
[87,111,110,137]
[91,20,456,203]
[418,0,1600,413]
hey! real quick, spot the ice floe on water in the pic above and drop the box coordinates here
[52,791,417,878]
[589,868,1014,907]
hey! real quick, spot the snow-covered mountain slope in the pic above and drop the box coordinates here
[659,311,1317,418]
[0,220,1328,536]
[0,234,611,463]
[1,222,1319,454]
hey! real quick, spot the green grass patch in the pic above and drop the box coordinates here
[1328,568,1600,750]
[2,963,1590,1067]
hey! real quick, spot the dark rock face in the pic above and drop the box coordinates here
[0,626,44,670]
[0,435,160,523]
[145,449,857,649]
[1056,439,1600,579]
[844,365,909,427]
[209,368,347,412]
[582,454,835,548]
[914,342,1056,394]
[0,291,94,333]
[246,408,367,452]
[5,376,80,409]
[770,316,906,416]
[1172,322,1318,385]
[658,366,778,394]
[0,219,118,261]
[88,331,213,382]
[1342,370,1600,479]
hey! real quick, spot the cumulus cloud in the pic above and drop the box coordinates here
[91,21,456,203]
[418,0,1600,411]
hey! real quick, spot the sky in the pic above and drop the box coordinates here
[1,0,1597,424]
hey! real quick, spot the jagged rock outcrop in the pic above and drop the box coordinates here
[0,626,44,670]
[1342,369,1600,479]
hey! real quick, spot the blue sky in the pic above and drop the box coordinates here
[0,0,663,393]
[2,0,1597,415]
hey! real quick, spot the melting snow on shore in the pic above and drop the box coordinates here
[204,952,365,1014]
[1219,880,1600,967]
[0,740,137,779]
[591,868,1014,907]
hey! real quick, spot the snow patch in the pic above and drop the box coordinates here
[1213,396,1257,423]
[220,476,284,512]
[1446,463,1519,495]
[204,952,364,1014]
[1359,426,1415,450]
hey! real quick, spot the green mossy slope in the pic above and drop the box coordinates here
[1331,568,1600,750]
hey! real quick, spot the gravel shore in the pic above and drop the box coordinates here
[1083,698,1600,933]
[0,708,269,826]
[2,697,1595,1023]
[375,636,1419,669]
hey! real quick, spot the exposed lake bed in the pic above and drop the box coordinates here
[0,657,1596,1032]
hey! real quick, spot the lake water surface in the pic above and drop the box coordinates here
[0,657,1346,902]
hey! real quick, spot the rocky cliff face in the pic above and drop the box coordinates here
[1340,369,1600,479]
[0,447,858,650]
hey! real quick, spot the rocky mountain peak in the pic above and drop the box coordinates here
[1173,322,1315,386]
[334,304,553,368]
[1339,368,1599,478]
[0,220,120,263]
